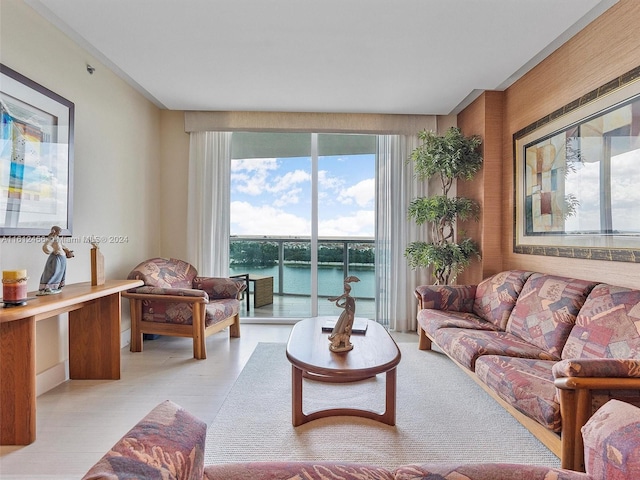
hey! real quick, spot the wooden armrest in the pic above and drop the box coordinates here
[555,377,640,390]
[122,292,208,304]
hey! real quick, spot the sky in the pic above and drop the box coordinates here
[230,154,375,237]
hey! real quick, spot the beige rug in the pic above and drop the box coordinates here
[205,342,561,470]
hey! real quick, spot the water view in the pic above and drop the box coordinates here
[229,264,375,299]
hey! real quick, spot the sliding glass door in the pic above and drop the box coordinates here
[229,132,376,320]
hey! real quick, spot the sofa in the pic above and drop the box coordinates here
[81,398,640,479]
[415,270,640,471]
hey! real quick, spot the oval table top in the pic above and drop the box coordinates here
[286,316,401,381]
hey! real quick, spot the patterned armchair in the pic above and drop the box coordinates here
[122,258,246,359]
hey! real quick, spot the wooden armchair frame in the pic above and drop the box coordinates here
[123,292,240,360]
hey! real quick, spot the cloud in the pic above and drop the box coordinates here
[273,188,302,207]
[337,178,375,207]
[231,158,279,196]
[319,210,374,237]
[268,169,310,193]
[318,170,344,191]
[231,201,310,236]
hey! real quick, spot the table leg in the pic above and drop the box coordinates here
[69,294,121,379]
[291,365,305,426]
[0,316,36,445]
[382,367,397,426]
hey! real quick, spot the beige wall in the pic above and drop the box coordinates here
[159,110,190,259]
[0,0,162,385]
[457,0,640,289]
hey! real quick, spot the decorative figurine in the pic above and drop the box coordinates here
[328,275,360,352]
[37,226,74,295]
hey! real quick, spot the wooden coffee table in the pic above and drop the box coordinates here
[286,316,401,426]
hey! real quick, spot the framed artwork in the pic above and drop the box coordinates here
[513,66,640,262]
[0,64,74,236]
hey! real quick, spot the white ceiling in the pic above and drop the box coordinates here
[27,0,617,115]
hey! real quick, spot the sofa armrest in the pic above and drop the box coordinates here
[194,276,247,300]
[414,284,477,312]
[82,400,206,480]
[581,399,640,480]
[554,358,640,379]
[204,462,395,480]
[554,366,640,472]
[393,463,589,479]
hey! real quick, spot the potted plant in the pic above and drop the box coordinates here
[405,126,483,285]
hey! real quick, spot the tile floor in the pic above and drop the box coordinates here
[0,323,417,479]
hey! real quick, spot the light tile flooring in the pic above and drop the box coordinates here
[0,323,417,479]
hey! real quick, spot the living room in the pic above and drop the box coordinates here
[1,0,640,478]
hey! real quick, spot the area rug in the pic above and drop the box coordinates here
[205,342,561,470]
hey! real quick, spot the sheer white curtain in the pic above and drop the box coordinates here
[187,131,232,277]
[375,135,430,332]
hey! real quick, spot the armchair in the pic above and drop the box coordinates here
[122,257,246,359]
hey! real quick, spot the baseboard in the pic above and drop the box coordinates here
[36,329,132,397]
[121,327,131,349]
[36,361,68,396]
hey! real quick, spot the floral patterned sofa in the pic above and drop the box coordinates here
[123,257,246,359]
[415,270,640,471]
[81,399,640,480]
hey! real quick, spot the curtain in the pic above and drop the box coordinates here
[187,131,232,277]
[375,135,431,332]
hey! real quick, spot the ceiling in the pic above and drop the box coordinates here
[27,0,618,115]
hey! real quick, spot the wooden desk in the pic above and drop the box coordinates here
[0,279,142,445]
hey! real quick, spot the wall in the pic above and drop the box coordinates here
[457,0,640,288]
[457,91,504,285]
[159,110,190,259]
[0,0,162,392]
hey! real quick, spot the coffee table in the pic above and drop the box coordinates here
[286,316,401,426]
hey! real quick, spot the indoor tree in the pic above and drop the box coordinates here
[405,126,483,285]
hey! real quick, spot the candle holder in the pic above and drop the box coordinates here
[2,270,29,307]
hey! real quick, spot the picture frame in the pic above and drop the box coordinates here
[513,66,640,262]
[0,64,74,236]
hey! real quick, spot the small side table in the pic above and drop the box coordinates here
[249,274,274,308]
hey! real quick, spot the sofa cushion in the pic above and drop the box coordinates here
[393,463,589,479]
[434,328,554,370]
[203,462,395,479]
[475,356,560,431]
[506,274,597,359]
[418,309,501,338]
[473,270,533,330]
[582,399,640,480]
[562,283,640,360]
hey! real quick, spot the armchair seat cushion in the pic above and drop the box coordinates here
[143,298,240,327]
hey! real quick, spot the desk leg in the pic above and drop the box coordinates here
[0,316,36,445]
[69,293,121,379]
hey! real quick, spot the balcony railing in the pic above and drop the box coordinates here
[230,236,375,318]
